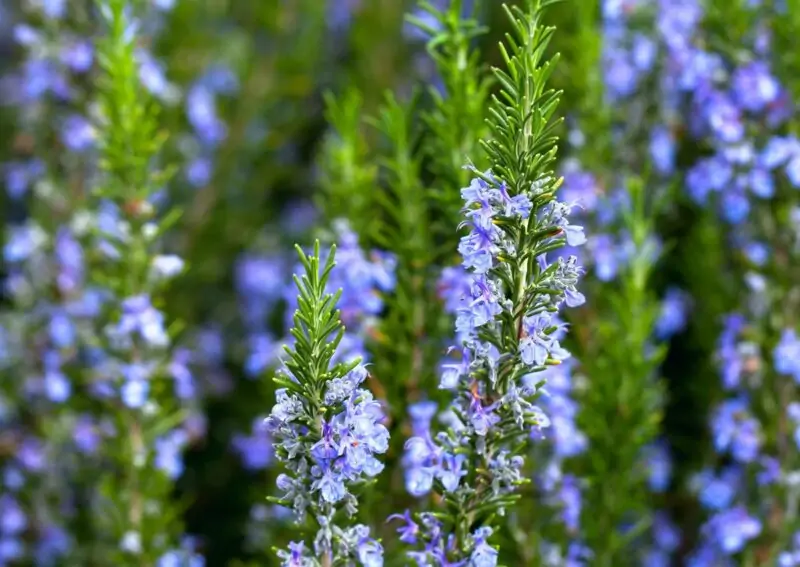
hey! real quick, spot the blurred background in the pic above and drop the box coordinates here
[2,0,800,565]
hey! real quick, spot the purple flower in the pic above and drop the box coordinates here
[468,395,500,436]
[439,348,471,390]
[561,167,600,211]
[732,61,779,112]
[498,182,533,218]
[388,510,419,544]
[408,401,438,436]
[747,168,774,198]
[644,442,672,492]
[458,220,501,274]
[0,496,26,534]
[233,418,272,471]
[311,420,341,461]
[60,40,94,73]
[775,328,800,382]
[157,549,204,567]
[655,288,690,339]
[703,507,761,554]
[650,126,676,175]
[653,512,681,553]
[73,416,101,455]
[313,466,347,503]
[114,295,169,347]
[711,398,762,463]
[4,160,44,199]
[470,527,498,567]
[720,190,750,224]
[694,467,740,510]
[604,48,638,99]
[49,312,76,348]
[16,437,45,471]
[121,379,149,409]
[61,114,96,152]
[44,367,71,403]
[41,0,66,19]
[632,34,657,71]
[154,430,188,479]
[438,453,467,492]
[187,84,227,146]
[356,535,384,567]
[786,156,800,188]
[277,541,308,567]
[186,157,212,187]
[760,135,800,169]
[686,156,732,203]
[137,50,175,100]
[558,474,582,533]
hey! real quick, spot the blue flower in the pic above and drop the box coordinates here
[650,126,676,175]
[467,395,500,436]
[312,466,347,504]
[154,430,188,479]
[277,541,309,567]
[60,114,96,152]
[389,510,419,544]
[439,348,472,390]
[114,295,169,348]
[731,61,779,112]
[438,453,467,492]
[121,379,149,409]
[711,398,762,463]
[186,84,227,146]
[694,467,740,511]
[759,135,800,169]
[469,527,498,567]
[185,157,212,187]
[703,507,761,555]
[41,0,66,19]
[774,329,800,382]
[747,168,774,198]
[357,536,384,567]
[232,418,273,471]
[0,495,27,534]
[655,288,690,339]
[686,156,732,203]
[644,442,673,493]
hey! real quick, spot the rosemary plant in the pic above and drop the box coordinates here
[392,1,587,564]
[266,242,388,567]
[86,0,200,563]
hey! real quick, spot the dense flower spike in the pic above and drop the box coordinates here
[394,1,586,564]
[266,242,388,566]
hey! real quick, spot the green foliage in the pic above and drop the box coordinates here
[89,1,188,563]
[96,0,168,203]
[275,241,358,410]
[482,0,563,197]
[368,90,443,401]
[319,90,380,242]
[571,176,668,566]
[412,0,493,226]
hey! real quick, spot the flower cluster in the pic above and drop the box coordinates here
[531,358,589,554]
[266,243,388,566]
[396,160,586,563]
[685,312,771,563]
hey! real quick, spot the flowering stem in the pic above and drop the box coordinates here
[267,241,389,565]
